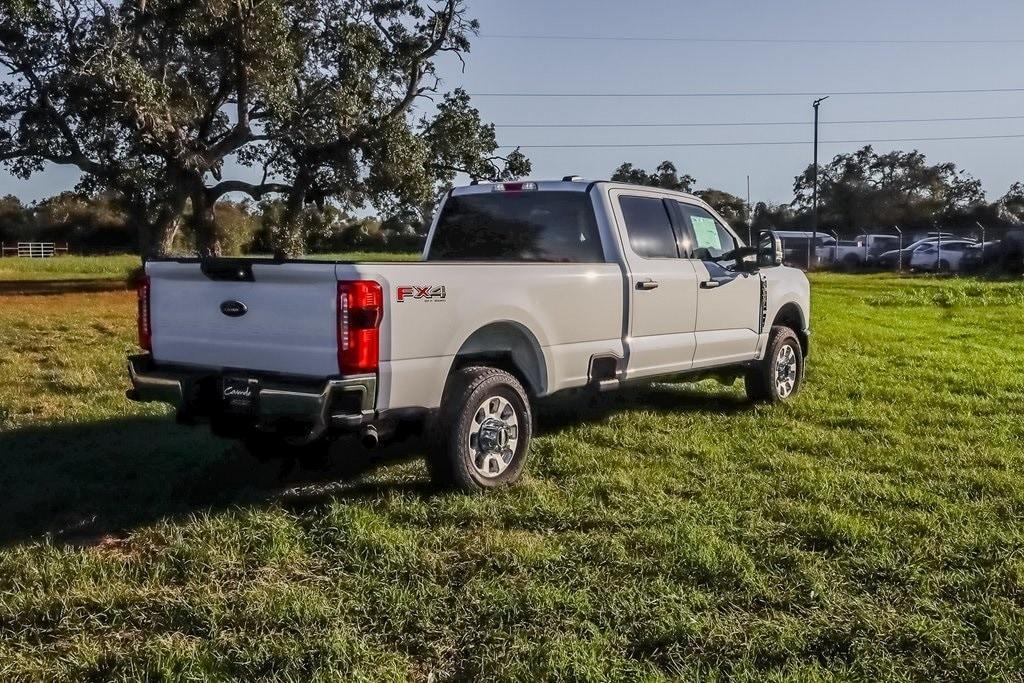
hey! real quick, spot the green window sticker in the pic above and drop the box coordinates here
[691,216,721,251]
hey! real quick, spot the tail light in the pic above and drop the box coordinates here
[137,276,152,351]
[337,280,383,374]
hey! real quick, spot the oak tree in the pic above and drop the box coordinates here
[0,0,528,257]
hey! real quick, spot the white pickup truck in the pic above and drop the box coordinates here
[129,179,810,491]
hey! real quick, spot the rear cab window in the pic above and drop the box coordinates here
[428,191,604,262]
[617,195,679,259]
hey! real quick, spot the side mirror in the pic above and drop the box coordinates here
[758,230,783,267]
[733,246,760,273]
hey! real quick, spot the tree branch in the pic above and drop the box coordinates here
[208,180,292,201]
[378,0,460,123]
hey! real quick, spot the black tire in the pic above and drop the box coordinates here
[938,259,950,273]
[427,366,532,492]
[842,254,861,272]
[745,326,804,403]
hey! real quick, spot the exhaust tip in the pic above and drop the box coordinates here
[360,425,379,450]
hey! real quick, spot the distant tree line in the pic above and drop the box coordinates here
[4,144,1023,256]
[614,146,1024,239]
[0,192,427,255]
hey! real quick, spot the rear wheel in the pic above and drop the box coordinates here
[745,326,804,403]
[428,366,532,492]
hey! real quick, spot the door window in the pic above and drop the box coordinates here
[677,204,739,263]
[618,196,678,259]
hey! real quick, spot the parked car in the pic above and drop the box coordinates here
[909,240,977,272]
[960,241,1001,273]
[817,233,900,270]
[877,236,976,271]
[128,179,811,492]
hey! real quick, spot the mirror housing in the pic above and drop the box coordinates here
[758,230,784,267]
[733,246,760,273]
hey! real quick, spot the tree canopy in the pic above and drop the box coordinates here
[611,160,695,193]
[0,0,528,256]
[610,160,748,226]
[611,149,1006,237]
[792,145,985,233]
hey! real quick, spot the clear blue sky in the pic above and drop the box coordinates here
[4,0,1023,207]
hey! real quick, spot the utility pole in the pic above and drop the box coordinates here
[809,96,829,270]
[746,175,752,245]
[976,221,986,265]
[893,225,903,274]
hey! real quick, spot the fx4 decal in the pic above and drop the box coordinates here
[396,285,447,303]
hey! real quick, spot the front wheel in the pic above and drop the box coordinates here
[745,326,805,403]
[428,366,533,492]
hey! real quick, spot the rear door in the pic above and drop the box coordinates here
[609,190,699,379]
[672,202,761,368]
[147,259,341,377]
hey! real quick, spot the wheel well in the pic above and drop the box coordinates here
[772,303,808,356]
[449,322,547,397]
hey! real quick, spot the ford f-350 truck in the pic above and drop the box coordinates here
[128,179,810,491]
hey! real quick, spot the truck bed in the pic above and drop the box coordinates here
[146,258,624,410]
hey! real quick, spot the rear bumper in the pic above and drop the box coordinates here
[126,354,376,434]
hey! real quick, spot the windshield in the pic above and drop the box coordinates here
[428,191,604,262]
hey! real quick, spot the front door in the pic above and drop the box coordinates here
[609,190,699,379]
[672,202,761,368]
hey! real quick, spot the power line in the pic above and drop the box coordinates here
[480,33,1024,46]
[494,114,1024,129]
[496,133,1024,149]
[470,87,1024,98]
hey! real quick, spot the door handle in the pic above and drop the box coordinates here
[636,279,659,290]
[699,279,721,289]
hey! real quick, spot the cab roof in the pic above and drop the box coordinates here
[451,179,701,202]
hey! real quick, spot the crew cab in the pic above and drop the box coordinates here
[128,179,811,491]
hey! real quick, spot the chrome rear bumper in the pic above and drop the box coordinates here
[126,354,376,436]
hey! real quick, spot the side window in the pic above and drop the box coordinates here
[679,204,739,261]
[618,196,678,259]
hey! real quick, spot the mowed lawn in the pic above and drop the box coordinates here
[0,254,142,282]
[1,273,1023,680]
[0,252,419,284]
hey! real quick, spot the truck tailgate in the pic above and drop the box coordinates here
[147,261,339,377]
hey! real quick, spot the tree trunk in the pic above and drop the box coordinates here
[139,220,177,260]
[190,186,222,257]
[136,175,189,259]
[274,169,310,259]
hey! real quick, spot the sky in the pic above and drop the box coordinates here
[3,0,1024,207]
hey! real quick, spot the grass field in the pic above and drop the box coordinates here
[0,254,142,281]
[1,273,1023,680]
[0,251,419,283]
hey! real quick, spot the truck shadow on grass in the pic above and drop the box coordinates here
[0,383,750,547]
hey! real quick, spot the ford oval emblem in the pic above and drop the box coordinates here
[220,300,247,317]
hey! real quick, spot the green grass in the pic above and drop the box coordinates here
[0,254,142,281]
[0,252,419,283]
[1,273,1023,680]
